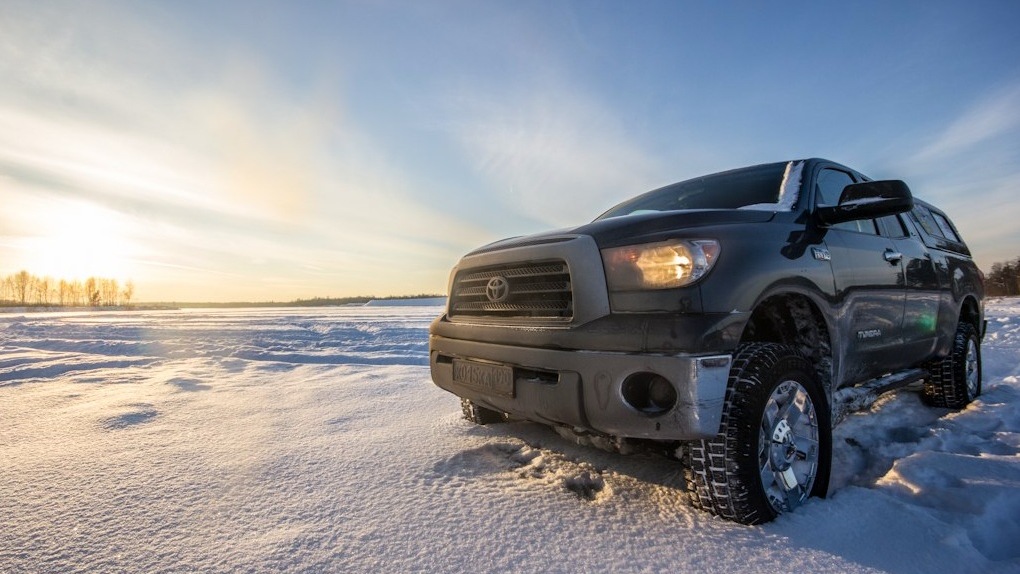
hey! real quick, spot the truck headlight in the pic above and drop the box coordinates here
[601,240,720,290]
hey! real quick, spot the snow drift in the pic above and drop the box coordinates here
[1,302,1018,573]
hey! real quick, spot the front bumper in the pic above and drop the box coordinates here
[430,334,731,440]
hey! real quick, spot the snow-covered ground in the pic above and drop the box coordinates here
[1,301,1018,574]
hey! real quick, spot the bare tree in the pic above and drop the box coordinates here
[99,278,119,306]
[13,270,30,304]
[85,277,101,306]
[0,275,12,303]
[121,280,135,307]
[69,280,84,307]
[34,276,51,305]
[58,280,69,306]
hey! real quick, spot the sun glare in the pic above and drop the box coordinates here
[28,201,136,281]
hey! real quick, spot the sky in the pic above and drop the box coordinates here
[1,1,1018,302]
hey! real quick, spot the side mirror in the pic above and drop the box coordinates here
[816,180,913,225]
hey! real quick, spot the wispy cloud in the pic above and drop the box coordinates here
[0,0,488,299]
[912,84,1020,163]
[902,83,1020,268]
[444,82,664,228]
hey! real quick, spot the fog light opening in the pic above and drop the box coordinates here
[622,373,678,415]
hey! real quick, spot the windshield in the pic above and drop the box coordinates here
[595,161,794,220]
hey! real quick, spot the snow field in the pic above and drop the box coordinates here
[1,302,1019,573]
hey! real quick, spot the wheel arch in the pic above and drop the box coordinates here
[739,290,835,400]
[959,295,982,338]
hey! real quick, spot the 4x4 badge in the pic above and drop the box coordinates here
[485,276,511,303]
[812,247,831,261]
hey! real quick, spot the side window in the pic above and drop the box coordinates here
[877,215,908,238]
[816,168,877,234]
[931,212,962,243]
[815,169,855,206]
[911,206,941,237]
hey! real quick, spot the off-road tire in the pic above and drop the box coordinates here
[684,343,831,525]
[923,321,981,409]
[461,398,506,425]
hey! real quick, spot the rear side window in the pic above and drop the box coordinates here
[931,212,962,242]
[909,204,969,255]
[911,206,941,237]
[912,205,962,242]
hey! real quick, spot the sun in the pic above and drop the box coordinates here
[29,200,137,281]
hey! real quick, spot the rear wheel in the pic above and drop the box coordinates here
[923,321,981,408]
[684,343,831,525]
[461,398,506,425]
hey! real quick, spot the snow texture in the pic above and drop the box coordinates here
[739,160,804,212]
[777,160,804,210]
[2,301,1019,574]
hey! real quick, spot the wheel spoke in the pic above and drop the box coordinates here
[760,460,776,490]
[783,483,804,510]
[785,395,805,428]
[793,434,818,461]
[774,390,795,422]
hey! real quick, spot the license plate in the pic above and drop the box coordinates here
[452,359,514,398]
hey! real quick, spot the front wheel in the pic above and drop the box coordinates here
[684,343,831,525]
[461,398,506,425]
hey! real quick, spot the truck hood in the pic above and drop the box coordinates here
[468,209,776,255]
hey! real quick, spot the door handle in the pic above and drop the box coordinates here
[883,250,902,264]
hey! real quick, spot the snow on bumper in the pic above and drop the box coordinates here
[429,334,731,440]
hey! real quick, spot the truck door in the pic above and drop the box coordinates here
[878,214,940,363]
[815,168,907,384]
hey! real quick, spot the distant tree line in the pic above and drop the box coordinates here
[986,258,1020,297]
[165,294,446,309]
[292,293,444,306]
[0,270,135,307]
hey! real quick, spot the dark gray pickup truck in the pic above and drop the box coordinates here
[429,158,984,524]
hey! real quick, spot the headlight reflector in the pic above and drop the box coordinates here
[601,239,720,290]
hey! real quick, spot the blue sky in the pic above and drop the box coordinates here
[1,1,1018,301]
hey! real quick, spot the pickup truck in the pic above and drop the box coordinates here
[429,158,984,524]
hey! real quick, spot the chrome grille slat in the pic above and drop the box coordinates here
[458,264,567,282]
[456,281,569,298]
[454,301,570,312]
[449,260,573,321]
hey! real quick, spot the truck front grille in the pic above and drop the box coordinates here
[449,261,573,320]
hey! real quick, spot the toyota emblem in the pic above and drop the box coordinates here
[485,276,511,303]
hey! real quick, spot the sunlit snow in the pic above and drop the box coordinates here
[2,301,1019,573]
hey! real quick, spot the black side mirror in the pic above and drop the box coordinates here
[816,180,913,225]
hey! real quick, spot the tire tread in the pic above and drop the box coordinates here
[683,343,830,525]
[461,398,506,425]
[922,322,980,409]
